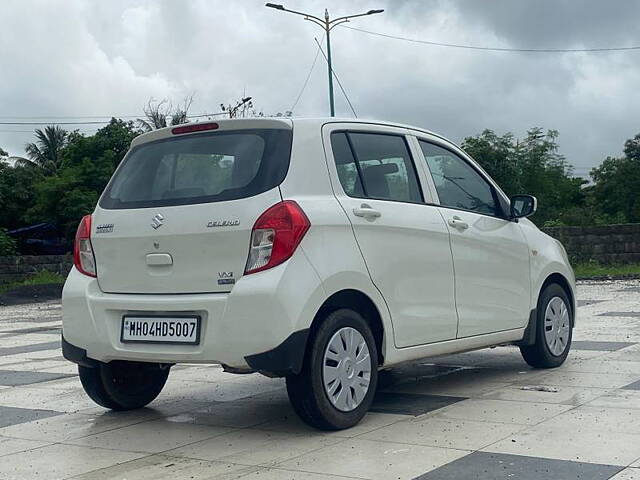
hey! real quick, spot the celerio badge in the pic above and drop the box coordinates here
[207,219,240,228]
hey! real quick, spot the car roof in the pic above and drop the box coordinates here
[291,117,454,144]
[130,116,454,149]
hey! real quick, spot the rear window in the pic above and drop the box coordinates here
[100,128,292,209]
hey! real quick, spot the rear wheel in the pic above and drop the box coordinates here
[520,283,573,368]
[78,360,170,410]
[286,308,378,430]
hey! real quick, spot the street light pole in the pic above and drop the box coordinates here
[324,9,335,117]
[266,3,383,117]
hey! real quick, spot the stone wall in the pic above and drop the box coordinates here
[543,224,640,264]
[0,224,638,283]
[0,255,73,284]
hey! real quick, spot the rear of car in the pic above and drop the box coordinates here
[62,118,319,369]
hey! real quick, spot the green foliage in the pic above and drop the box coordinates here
[0,270,66,291]
[0,228,17,256]
[24,119,141,238]
[590,152,640,224]
[0,162,43,230]
[462,128,587,225]
[17,125,68,175]
[2,120,640,249]
[573,260,640,280]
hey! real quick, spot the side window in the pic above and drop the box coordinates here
[349,133,422,203]
[419,141,500,216]
[330,133,364,197]
[330,131,422,203]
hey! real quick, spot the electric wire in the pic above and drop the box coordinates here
[339,24,640,53]
[0,112,226,125]
[290,36,324,113]
[314,37,358,118]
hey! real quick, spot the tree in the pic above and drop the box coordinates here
[137,95,194,132]
[590,159,640,224]
[26,119,141,237]
[0,162,42,230]
[462,128,587,226]
[623,132,640,162]
[15,125,68,175]
[460,130,521,196]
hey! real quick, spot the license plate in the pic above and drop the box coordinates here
[121,315,201,344]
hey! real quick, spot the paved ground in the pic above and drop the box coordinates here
[0,280,639,480]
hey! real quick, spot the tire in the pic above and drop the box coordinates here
[520,283,573,368]
[78,360,170,410]
[286,308,378,430]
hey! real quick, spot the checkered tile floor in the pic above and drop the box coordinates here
[0,281,639,479]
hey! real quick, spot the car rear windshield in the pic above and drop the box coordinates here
[100,128,292,209]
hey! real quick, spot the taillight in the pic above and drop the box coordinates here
[73,215,97,277]
[245,201,310,275]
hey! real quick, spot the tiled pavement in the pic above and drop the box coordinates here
[0,281,639,479]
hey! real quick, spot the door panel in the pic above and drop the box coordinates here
[325,126,458,347]
[441,209,531,337]
[345,199,458,347]
[417,138,531,337]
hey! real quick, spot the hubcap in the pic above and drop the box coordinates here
[322,327,371,412]
[544,296,571,356]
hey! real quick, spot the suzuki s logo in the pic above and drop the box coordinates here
[151,213,164,230]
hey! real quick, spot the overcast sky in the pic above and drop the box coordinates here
[1,0,639,176]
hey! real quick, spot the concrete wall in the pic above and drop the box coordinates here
[543,224,640,264]
[0,254,73,284]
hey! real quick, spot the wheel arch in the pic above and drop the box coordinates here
[540,272,575,324]
[311,289,385,365]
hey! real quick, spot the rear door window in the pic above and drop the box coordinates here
[330,131,422,203]
[100,129,292,209]
[330,132,364,196]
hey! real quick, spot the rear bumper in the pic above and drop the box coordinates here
[61,334,97,368]
[62,251,326,373]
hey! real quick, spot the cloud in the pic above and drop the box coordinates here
[1,0,638,176]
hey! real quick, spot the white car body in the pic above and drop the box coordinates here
[62,117,575,376]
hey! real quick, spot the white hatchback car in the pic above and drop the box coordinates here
[62,118,575,430]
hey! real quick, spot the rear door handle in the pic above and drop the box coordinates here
[448,216,469,230]
[146,253,173,266]
[353,204,381,219]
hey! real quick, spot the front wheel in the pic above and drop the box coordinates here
[78,360,170,410]
[286,308,378,430]
[520,283,573,368]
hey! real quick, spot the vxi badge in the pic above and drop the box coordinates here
[218,271,235,285]
[207,219,240,228]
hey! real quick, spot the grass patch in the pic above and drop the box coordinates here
[0,270,66,293]
[573,261,640,280]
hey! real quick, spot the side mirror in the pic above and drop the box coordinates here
[510,195,537,219]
